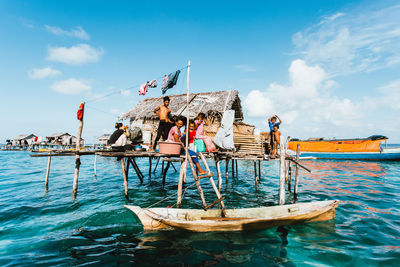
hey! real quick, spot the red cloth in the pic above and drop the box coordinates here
[77,102,84,120]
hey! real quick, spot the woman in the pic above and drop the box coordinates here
[168,118,207,175]
[194,113,218,152]
[109,123,130,147]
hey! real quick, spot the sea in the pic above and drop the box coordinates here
[0,150,399,266]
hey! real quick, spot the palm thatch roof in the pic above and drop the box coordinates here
[47,133,71,138]
[121,90,243,121]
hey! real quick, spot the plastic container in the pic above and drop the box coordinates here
[142,131,152,144]
[194,139,206,152]
[158,141,182,155]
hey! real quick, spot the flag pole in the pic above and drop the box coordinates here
[184,61,191,174]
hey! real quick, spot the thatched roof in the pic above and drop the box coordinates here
[13,134,36,141]
[121,90,243,121]
[98,134,111,140]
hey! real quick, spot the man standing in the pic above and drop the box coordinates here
[151,96,174,150]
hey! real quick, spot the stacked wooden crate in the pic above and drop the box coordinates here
[234,134,265,155]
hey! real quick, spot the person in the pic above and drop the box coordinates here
[268,115,282,157]
[272,124,281,157]
[183,120,197,151]
[151,96,174,151]
[194,113,218,152]
[109,123,130,147]
[168,118,207,175]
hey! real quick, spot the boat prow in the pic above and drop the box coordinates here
[124,200,339,232]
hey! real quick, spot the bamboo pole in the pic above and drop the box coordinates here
[216,160,223,190]
[279,139,285,205]
[188,157,207,208]
[294,144,300,197]
[45,155,51,191]
[72,103,84,200]
[94,154,97,178]
[177,160,186,208]
[183,60,191,191]
[121,158,129,199]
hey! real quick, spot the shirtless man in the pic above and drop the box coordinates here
[151,96,174,150]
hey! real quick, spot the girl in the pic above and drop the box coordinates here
[194,113,218,152]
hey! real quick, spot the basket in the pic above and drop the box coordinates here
[158,141,182,155]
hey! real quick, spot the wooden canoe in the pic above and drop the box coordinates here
[124,200,339,232]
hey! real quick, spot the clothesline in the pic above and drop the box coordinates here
[86,65,189,103]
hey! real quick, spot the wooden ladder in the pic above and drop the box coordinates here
[187,152,226,216]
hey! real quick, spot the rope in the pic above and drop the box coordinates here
[85,65,189,103]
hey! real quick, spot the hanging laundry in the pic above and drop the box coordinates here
[161,70,181,94]
[148,79,157,88]
[139,82,148,96]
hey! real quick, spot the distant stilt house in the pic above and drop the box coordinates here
[46,133,84,146]
[12,134,37,146]
[121,90,263,154]
[97,134,111,146]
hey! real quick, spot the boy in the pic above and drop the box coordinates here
[268,115,282,156]
[151,96,174,150]
[272,124,281,157]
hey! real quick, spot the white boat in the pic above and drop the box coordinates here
[124,200,339,232]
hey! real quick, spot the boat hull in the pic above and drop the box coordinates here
[124,200,339,232]
[299,148,400,161]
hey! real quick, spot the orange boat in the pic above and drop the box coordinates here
[288,135,400,161]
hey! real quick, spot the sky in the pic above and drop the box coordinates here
[1,0,400,143]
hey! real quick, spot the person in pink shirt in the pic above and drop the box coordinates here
[168,118,207,175]
[195,113,218,152]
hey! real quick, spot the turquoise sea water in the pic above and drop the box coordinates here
[0,151,399,266]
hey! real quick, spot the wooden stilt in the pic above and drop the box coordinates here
[130,158,143,183]
[148,157,152,178]
[225,159,229,184]
[162,160,164,174]
[258,160,261,180]
[45,155,51,191]
[72,106,84,200]
[235,159,238,177]
[93,154,97,179]
[294,144,300,199]
[288,163,292,192]
[279,139,286,205]
[254,160,258,185]
[177,160,186,208]
[188,158,207,208]
[153,157,160,173]
[231,159,235,177]
[162,161,171,186]
[125,158,130,178]
[216,159,223,191]
[121,158,129,199]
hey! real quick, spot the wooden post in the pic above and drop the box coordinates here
[231,159,235,177]
[254,160,258,185]
[288,163,292,191]
[45,155,51,191]
[235,159,238,177]
[72,103,84,200]
[148,157,152,178]
[216,159,223,190]
[258,160,261,180]
[94,154,97,178]
[188,157,207,208]
[279,139,286,205]
[121,158,129,199]
[225,159,229,184]
[177,160,186,208]
[294,144,300,198]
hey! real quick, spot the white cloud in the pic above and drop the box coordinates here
[47,44,104,65]
[293,4,400,76]
[50,78,91,94]
[233,65,256,72]
[379,80,400,110]
[244,59,364,138]
[28,67,61,79]
[45,25,90,40]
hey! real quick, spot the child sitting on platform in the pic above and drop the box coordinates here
[195,113,218,152]
[168,118,207,175]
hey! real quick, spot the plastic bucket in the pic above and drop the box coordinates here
[158,141,182,155]
[194,139,206,152]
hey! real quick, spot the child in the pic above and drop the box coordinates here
[272,124,281,157]
[151,96,174,151]
[194,113,218,152]
[268,115,282,156]
[183,120,197,151]
[168,118,207,175]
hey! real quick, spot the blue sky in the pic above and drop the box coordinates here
[1,0,400,143]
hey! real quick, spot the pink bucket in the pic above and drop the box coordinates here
[158,141,182,155]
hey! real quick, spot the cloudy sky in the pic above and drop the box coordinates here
[1,0,399,143]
